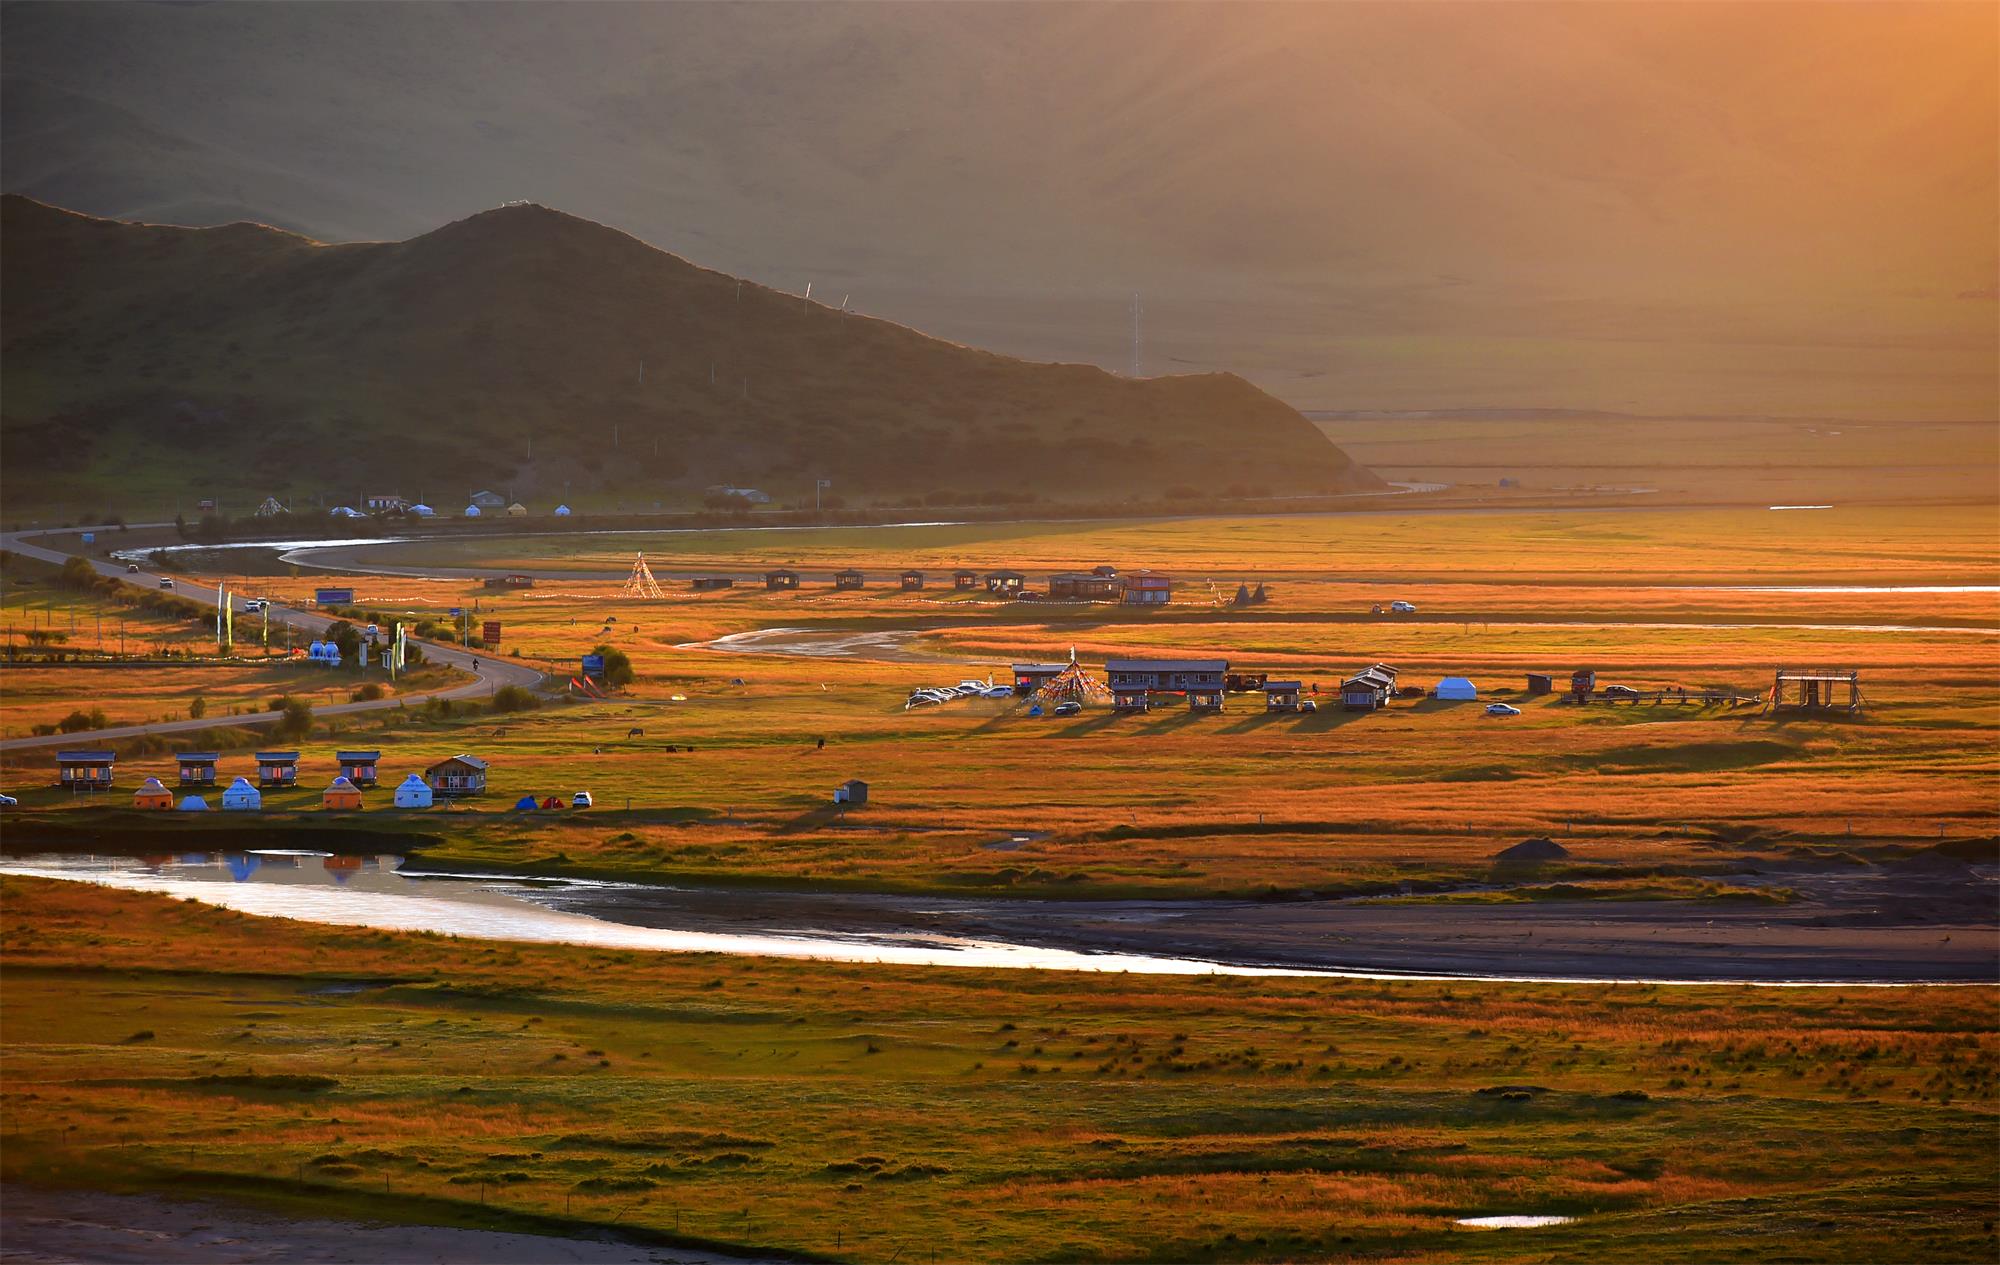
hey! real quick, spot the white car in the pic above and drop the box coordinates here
[1485,703,1521,716]
[957,680,989,692]
[1389,600,1417,613]
[243,599,266,612]
[571,791,593,808]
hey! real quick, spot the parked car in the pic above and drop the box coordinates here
[982,685,1015,699]
[571,791,593,808]
[1052,700,1083,717]
[1389,600,1417,613]
[0,793,17,808]
[1485,703,1522,716]
[1298,698,1318,713]
[158,577,174,589]
[1602,685,1640,698]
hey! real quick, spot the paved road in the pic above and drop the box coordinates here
[1,524,546,752]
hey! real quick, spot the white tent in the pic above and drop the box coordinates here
[393,773,434,809]
[177,794,210,811]
[1435,676,1479,700]
[553,505,572,516]
[221,777,262,810]
[408,503,435,517]
[329,506,364,519]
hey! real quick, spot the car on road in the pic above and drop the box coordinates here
[571,791,593,809]
[126,563,140,573]
[1485,703,1522,716]
[158,577,174,589]
[1601,685,1640,699]
[243,599,266,612]
[1052,700,1083,717]
[0,794,17,809]
[1298,699,1318,713]
[1389,600,1417,613]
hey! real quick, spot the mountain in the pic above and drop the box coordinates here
[3,1,1993,422]
[0,196,1381,514]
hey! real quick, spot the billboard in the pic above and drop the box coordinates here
[315,588,355,606]
[580,654,606,679]
[483,620,502,645]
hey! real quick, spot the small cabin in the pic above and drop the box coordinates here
[900,569,925,591]
[425,754,489,798]
[1049,572,1122,600]
[335,750,381,788]
[175,752,220,787]
[56,750,116,791]
[1122,571,1172,605]
[1341,664,1398,711]
[691,576,735,591]
[951,569,980,591]
[765,568,801,591]
[1012,663,1069,695]
[984,569,1026,595]
[834,779,869,806]
[255,751,300,787]
[1263,681,1304,712]
[1527,673,1554,695]
[482,574,535,590]
[832,568,866,590]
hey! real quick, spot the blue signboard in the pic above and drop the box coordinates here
[80,532,96,544]
[315,588,355,606]
[581,654,607,679]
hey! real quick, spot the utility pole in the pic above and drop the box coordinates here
[1129,291,1142,378]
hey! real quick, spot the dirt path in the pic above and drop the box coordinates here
[0,1185,769,1264]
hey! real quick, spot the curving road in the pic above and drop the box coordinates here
[1,524,546,752]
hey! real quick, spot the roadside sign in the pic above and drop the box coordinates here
[81,532,96,544]
[448,607,463,617]
[483,620,502,644]
[581,654,606,679]
[315,587,355,606]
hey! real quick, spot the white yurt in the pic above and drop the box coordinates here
[408,503,435,517]
[177,794,210,811]
[221,777,262,811]
[393,773,434,809]
[1435,676,1479,701]
[464,504,482,517]
[553,504,572,517]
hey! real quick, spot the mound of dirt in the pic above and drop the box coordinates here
[1493,837,1571,863]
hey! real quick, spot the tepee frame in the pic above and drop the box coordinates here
[621,552,664,599]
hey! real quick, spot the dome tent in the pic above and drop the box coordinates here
[553,505,572,516]
[177,794,210,811]
[393,773,434,809]
[322,776,363,811]
[408,503,435,517]
[132,777,173,810]
[1435,676,1479,701]
[513,794,539,812]
[464,505,482,517]
[221,777,262,811]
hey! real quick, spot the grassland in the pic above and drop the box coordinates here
[4,877,1996,1263]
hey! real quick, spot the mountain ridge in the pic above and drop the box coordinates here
[0,195,1381,514]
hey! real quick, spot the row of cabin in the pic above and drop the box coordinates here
[128,774,413,811]
[56,750,490,798]
[756,566,1171,603]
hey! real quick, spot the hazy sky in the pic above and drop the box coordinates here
[4,0,1994,418]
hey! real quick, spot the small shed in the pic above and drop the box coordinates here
[322,777,363,811]
[1435,677,1479,701]
[984,570,1026,595]
[765,568,801,591]
[222,777,262,811]
[1012,662,1069,695]
[177,794,211,812]
[57,750,116,791]
[832,568,866,590]
[951,569,980,591]
[426,754,489,797]
[834,779,869,806]
[393,773,434,809]
[1526,673,1554,695]
[1263,681,1304,712]
[335,751,381,788]
[132,777,174,810]
[900,569,925,591]
[256,752,300,788]
[1049,572,1122,600]
[175,752,219,787]
[691,576,735,591]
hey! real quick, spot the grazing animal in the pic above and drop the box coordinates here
[627,727,644,738]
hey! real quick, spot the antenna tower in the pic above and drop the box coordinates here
[622,552,664,599]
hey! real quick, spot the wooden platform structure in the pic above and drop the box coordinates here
[1586,689,1763,707]
[1766,669,1863,715]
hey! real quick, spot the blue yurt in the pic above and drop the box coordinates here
[408,503,435,517]
[464,504,482,517]
[553,505,572,516]
[221,777,262,811]
[393,773,434,809]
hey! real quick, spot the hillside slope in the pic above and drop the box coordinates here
[0,196,1380,514]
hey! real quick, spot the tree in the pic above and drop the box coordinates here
[591,643,635,688]
[189,696,208,720]
[323,620,362,665]
[489,684,539,713]
[275,696,314,738]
